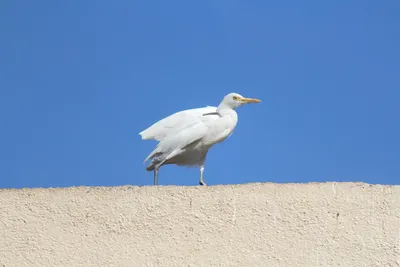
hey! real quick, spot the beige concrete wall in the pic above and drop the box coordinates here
[0,182,399,267]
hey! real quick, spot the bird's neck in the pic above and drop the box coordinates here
[217,104,235,117]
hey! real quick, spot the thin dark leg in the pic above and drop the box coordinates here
[199,165,207,186]
[154,168,159,185]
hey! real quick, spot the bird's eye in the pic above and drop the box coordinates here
[233,96,238,101]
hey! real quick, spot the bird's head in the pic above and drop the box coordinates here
[222,93,261,109]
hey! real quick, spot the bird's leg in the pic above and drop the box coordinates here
[199,165,207,186]
[154,168,159,186]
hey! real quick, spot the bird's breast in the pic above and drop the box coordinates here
[202,114,237,146]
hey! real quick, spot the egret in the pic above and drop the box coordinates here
[139,93,261,186]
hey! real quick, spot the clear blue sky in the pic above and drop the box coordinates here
[1,1,399,188]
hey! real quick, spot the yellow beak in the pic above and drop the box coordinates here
[241,97,261,103]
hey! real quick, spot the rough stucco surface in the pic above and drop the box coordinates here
[0,182,399,267]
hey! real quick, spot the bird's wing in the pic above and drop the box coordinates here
[144,120,209,163]
[139,106,217,141]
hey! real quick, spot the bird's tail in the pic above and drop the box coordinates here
[146,160,156,171]
[145,155,165,171]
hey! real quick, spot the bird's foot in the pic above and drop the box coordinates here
[199,181,207,186]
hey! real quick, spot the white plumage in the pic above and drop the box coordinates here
[139,92,261,185]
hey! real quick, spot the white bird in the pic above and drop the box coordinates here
[139,93,261,186]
